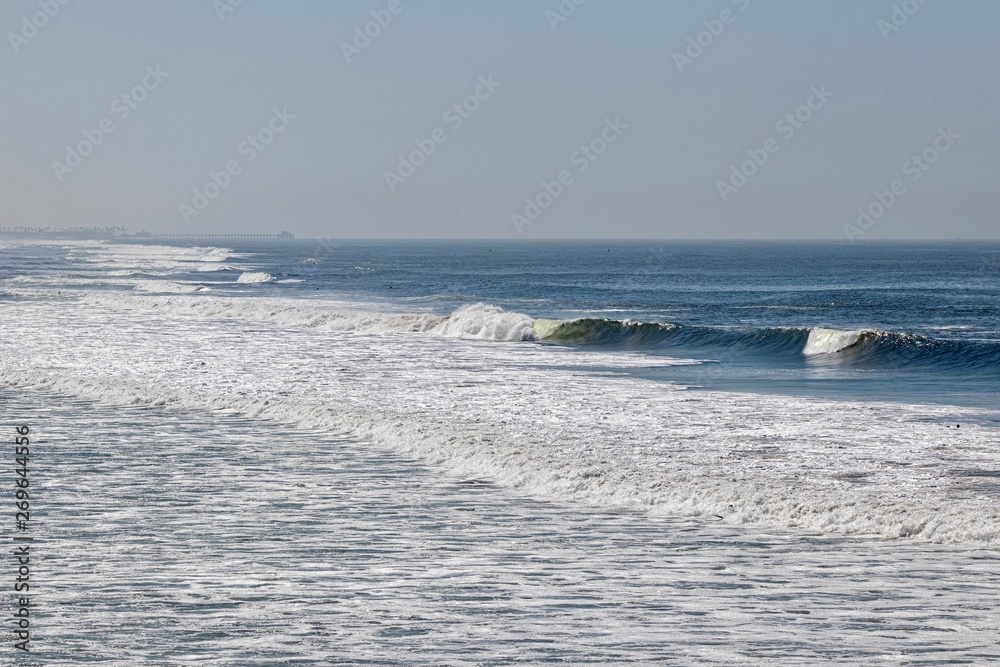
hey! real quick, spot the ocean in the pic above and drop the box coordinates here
[2,239,999,664]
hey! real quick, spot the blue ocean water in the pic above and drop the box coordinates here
[96,239,1000,411]
[4,238,1000,663]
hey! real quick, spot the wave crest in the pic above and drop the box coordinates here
[431,304,535,342]
[803,327,866,355]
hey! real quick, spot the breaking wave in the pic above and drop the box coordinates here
[76,293,1000,370]
[532,318,1000,370]
[236,272,274,284]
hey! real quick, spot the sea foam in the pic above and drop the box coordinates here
[4,290,999,546]
[236,272,274,284]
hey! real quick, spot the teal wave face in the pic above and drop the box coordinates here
[534,318,678,346]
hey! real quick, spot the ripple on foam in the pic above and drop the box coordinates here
[200,247,232,262]
[236,272,274,284]
[133,280,210,293]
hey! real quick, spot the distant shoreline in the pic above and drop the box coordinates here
[0,230,294,241]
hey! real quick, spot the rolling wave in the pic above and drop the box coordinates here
[78,291,999,371]
[533,317,1000,370]
[805,329,1000,370]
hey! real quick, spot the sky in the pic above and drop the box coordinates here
[1,0,998,240]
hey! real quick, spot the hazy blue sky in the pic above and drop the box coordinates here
[2,0,998,239]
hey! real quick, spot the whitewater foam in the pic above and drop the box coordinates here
[430,303,535,341]
[3,290,999,546]
[236,272,274,284]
